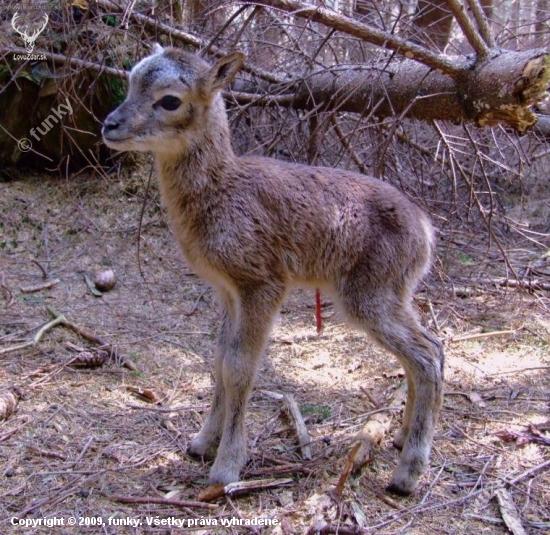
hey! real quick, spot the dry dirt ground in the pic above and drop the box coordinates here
[0,170,549,534]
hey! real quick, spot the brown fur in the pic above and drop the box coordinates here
[102,47,444,495]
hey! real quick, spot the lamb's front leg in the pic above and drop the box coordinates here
[188,301,233,458]
[208,285,283,485]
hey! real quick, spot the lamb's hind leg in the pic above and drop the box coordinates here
[208,284,284,485]
[188,297,234,458]
[392,363,416,450]
[343,292,444,495]
[375,305,443,495]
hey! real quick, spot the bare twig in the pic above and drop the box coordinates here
[490,366,550,376]
[480,277,550,292]
[330,114,370,175]
[0,416,30,442]
[0,313,66,355]
[507,459,550,486]
[465,0,497,48]
[112,494,218,510]
[31,259,48,279]
[26,445,67,461]
[449,329,516,342]
[445,0,491,57]
[0,46,127,79]
[20,279,60,293]
[239,0,466,76]
[184,287,209,316]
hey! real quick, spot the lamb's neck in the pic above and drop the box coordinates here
[157,131,237,196]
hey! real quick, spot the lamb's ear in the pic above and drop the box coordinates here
[152,43,163,54]
[201,52,246,95]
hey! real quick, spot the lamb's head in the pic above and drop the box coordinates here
[102,46,245,154]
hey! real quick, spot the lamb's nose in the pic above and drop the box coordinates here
[102,116,120,133]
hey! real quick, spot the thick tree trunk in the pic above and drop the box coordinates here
[237,50,550,133]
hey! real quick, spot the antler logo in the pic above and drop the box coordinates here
[11,11,49,54]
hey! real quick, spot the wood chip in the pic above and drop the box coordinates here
[282,393,312,460]
[494,488,527,535]
[353,381,407,470]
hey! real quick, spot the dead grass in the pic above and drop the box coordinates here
[0,171,549,534]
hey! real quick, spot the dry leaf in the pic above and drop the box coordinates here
[350,501,367,528]
[468,392,486,407]
[126,387,161,404]
[495,425,550,447]
[161,418,178,433]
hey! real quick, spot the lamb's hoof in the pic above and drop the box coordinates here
[208,464,240,486]
[385,481,414,496]
[386,471,418,496]
[187,436,218,459]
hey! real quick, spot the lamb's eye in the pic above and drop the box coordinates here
[158,95,181,111]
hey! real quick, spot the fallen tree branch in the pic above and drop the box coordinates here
[197,478,293,502]
[465,0,496,48]
[45,306,137,371]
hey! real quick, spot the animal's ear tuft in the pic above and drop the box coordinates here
[201,52,246,95]
[152,43,164,54]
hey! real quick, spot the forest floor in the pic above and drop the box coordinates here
[0,169,549,534]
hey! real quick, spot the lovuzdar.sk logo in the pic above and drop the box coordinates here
[11,10,49,58]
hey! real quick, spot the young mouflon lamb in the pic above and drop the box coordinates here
[102,46,444,496]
